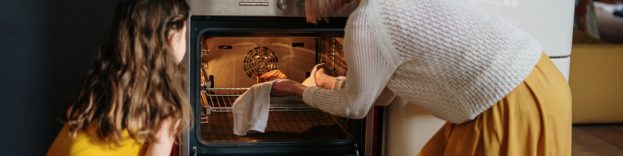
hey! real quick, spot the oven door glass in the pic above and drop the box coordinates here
[188,16,361,155]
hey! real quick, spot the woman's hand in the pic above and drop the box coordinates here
[270,79,307,97]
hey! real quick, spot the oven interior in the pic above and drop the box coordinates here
[198,36,348,142]
[195,35,357,154]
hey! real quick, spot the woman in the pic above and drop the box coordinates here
[270,0,572,155]
[47,0,191,155]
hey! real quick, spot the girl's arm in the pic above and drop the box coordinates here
[144,119,176,156]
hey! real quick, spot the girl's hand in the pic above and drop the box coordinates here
[270,79,306,97]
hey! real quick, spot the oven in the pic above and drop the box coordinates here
[181,0,383,155]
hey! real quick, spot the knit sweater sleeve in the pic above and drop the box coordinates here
[333,77,397,107]
[302,5,395,119]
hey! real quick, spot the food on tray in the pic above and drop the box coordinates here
[257,69,287,83]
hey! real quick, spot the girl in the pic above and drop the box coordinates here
[270,0,572,155]
[47,0,191,155]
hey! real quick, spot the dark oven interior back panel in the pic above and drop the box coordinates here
[200,37,317,88]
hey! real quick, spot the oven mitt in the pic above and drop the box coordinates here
[302,64,346,90]
[302,64,322,87]
[232,80,275,136]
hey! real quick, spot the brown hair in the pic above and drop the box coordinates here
[64,0,191,144]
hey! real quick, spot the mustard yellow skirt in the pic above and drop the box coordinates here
[420,53,572,156]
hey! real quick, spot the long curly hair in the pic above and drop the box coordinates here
[64,0,192,144]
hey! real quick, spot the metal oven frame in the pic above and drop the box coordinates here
[183,16,366,156]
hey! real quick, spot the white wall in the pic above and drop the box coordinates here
[465,0,575,57]
[465,0,575,79]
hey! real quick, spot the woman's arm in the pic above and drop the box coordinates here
[272,5,396,119]
[315,69,396,106]
[302,10,396,119]
[272,48,394,118]
[143,119,176,156]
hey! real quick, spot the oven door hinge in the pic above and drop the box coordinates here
[348,144,360,156]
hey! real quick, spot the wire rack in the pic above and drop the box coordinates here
[200,88,314,114]
[198,88,351,143]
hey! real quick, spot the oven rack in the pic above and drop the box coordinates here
[320,38,347,76]
[200,87,314,114]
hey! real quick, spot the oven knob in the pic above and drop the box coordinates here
[277,0,287,10]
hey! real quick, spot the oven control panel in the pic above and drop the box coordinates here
[189,0,351,17]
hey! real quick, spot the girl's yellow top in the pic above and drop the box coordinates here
[47,125,143,156]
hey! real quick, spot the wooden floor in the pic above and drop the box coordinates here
[573,124,623,156]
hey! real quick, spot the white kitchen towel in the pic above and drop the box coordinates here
[233,64,327,136]
[232,81,274,136]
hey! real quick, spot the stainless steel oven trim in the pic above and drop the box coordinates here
[189,0,356,17]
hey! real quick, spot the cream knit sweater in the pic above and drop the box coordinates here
[302,0,542,124]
